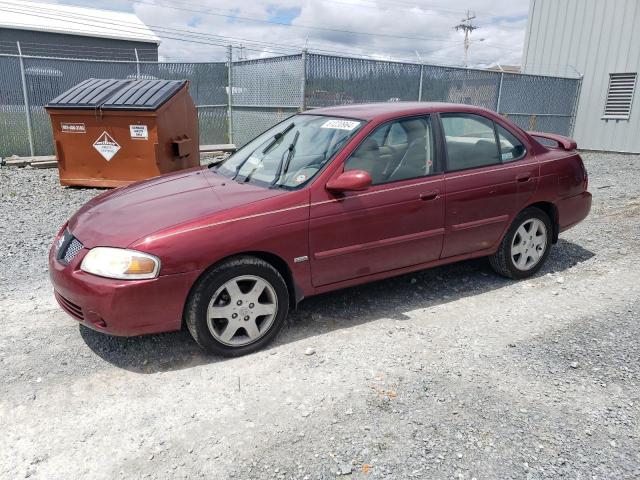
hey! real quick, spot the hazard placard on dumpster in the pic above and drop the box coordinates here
[93,132,121,161]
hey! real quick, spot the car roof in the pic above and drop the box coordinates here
[301,102,498,121]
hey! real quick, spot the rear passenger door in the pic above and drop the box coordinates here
[439,112,538,258]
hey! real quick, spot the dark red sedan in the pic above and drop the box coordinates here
[49,103,591,356]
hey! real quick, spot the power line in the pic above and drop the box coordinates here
[315,0,498,18]
[0,2,519,66]
[147,0,492,22]
[0,3,464,63]
[41,0,520,51]
[128,0,522,55]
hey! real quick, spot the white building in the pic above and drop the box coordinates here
[522,0,640,153]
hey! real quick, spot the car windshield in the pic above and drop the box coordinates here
[214,114,364,189]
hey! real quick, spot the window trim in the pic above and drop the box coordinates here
[437,112,527,173]
[495,123,527,163]
[602,72,637,120]
[341,113,443,187]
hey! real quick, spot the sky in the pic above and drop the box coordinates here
[41,0,530,67]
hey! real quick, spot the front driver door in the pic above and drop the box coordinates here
[309,115,445,287]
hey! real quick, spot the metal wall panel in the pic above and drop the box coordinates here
[523,0,640,152]
[0,29,158,61]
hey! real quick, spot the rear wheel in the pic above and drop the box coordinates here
[185,256,289,357]
[489,207,552,279]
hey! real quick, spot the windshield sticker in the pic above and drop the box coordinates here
[295,174,307,183]
[321,119,361,131]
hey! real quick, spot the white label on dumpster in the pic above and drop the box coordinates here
[93,132,120,161]
[61,122,86,133]
[320,119,361,131]
[130,124,148,140]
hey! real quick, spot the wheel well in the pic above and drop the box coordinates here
[182,251,299,329]
[527,201,559,243]
[243,251,300,309]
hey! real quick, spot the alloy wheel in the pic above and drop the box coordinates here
[206,275,278,346]
[511,218,548,271]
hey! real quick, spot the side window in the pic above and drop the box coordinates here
[496,124,526,162]
[441,113,500,171]
[344,116,435,185]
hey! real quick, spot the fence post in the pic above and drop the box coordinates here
[226,45,234,144]
[496,71,504,113]
[569,75,583,137]
[16,42,35,157]
[496,72,504,113]
[134,48,141,79]
[300,48,308,111]
[418,64,424,102]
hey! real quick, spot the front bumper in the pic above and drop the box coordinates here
[48,242,202,336]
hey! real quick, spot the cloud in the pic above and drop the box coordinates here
[53,0,529,67]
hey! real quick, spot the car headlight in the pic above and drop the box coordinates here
[80,247,160,280]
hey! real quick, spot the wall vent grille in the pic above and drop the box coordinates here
[603,73,637,120]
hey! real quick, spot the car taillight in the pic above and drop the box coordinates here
[579,158,588,190]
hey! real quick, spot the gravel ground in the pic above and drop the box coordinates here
[1,152,639,480]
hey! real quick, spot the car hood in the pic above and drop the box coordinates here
[68,167,285,248]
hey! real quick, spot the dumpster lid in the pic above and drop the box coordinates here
[47,78,187,111]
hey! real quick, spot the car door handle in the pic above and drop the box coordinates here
[419,190,439,201]
[516,174,532,183]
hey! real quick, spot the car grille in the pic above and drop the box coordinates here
[55,292,84,320]
[63,238,84,263]
[57,230,84,264]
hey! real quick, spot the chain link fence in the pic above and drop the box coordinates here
[0,50,581,158]
[231,54,303,146]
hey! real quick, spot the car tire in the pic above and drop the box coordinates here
[489,207,552,279]
[185,256,289,357]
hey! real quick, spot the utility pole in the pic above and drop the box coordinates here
[455,10,478,67]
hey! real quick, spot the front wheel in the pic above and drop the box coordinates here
[185,256,289,357]
[489,207,552,279]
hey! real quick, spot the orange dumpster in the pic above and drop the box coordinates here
[46,78,199,188]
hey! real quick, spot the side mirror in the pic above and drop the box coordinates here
[326,169,372,193]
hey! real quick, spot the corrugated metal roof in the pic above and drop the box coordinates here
[47,78,186,111]
[0,0,160,45]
